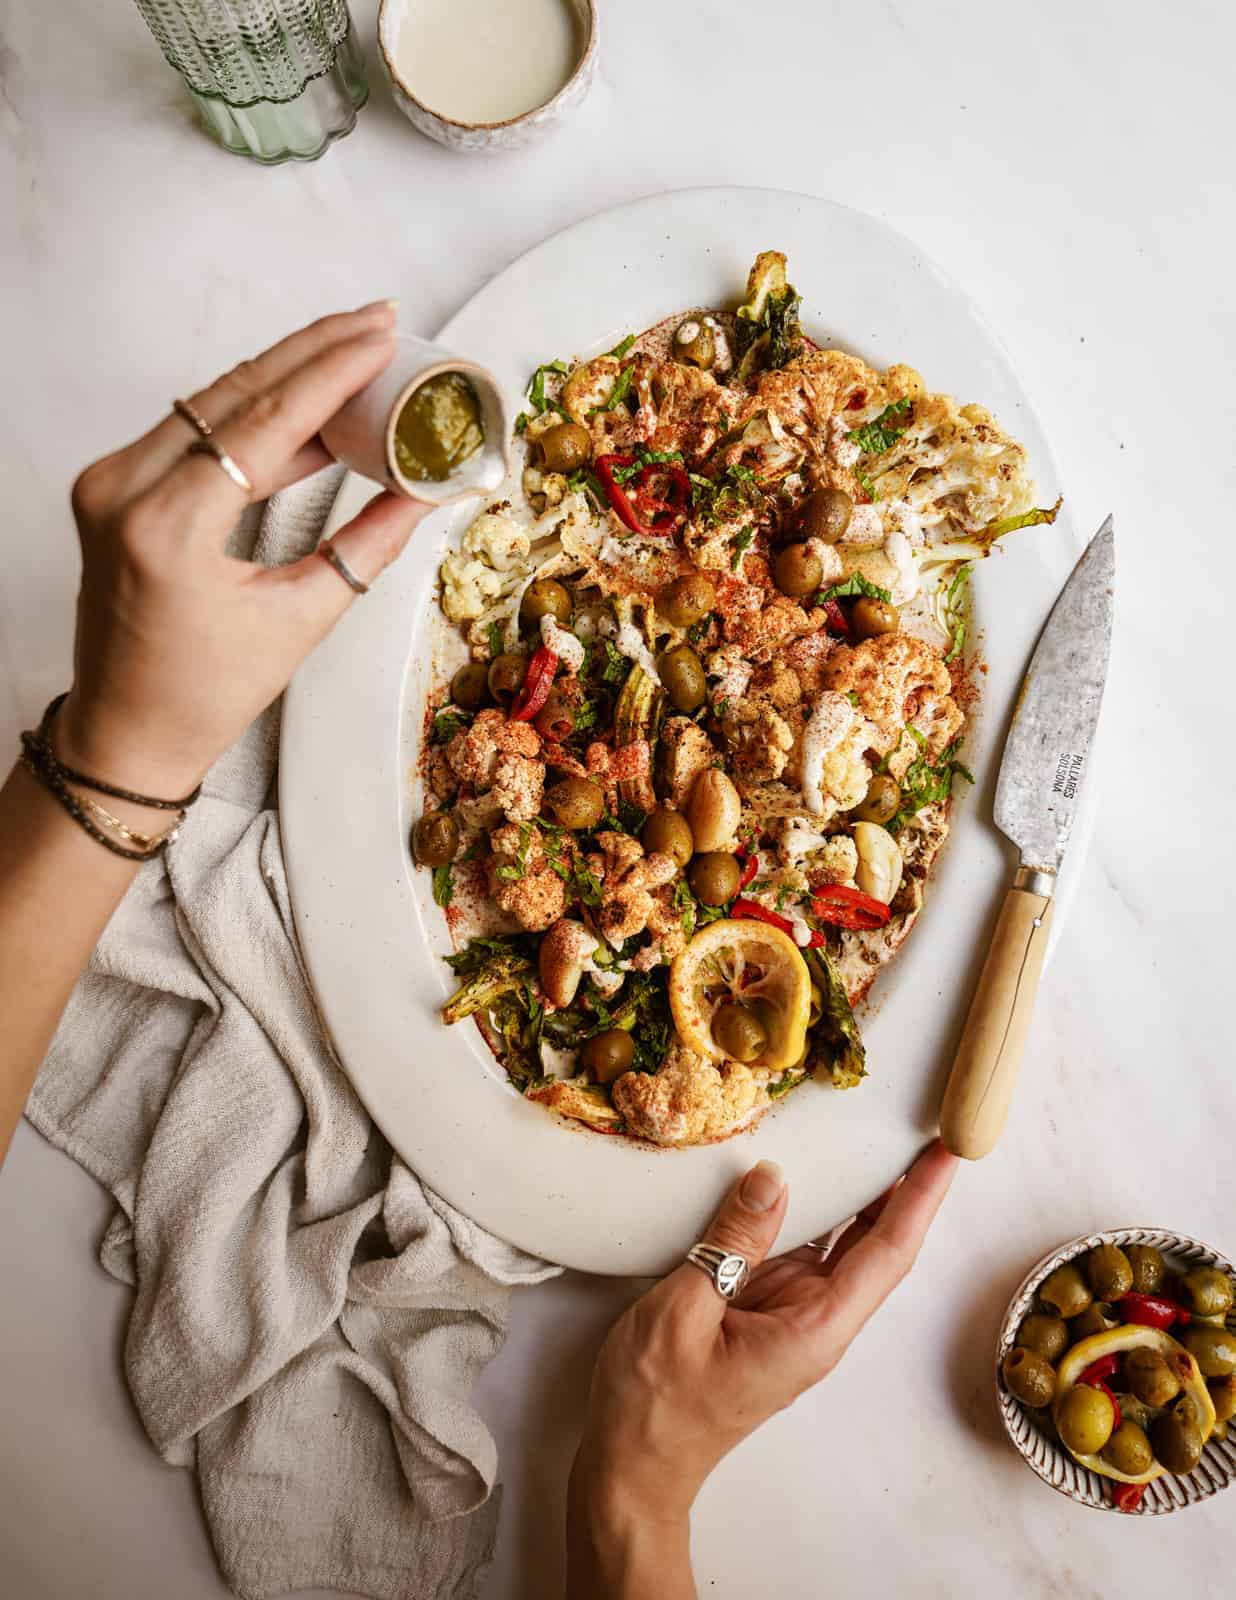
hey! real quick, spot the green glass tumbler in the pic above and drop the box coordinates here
[132,0,368,163]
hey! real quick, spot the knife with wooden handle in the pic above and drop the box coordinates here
[940,517,1114,1160]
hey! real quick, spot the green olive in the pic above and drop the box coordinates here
[1002,1347,1056,1408]
[488,652,527,703]
[1124,1347,1182,1408]
[851,597,900,639]
[1116,1393,1153,1433]
[642,808,694,868]
[544,776,605,831]
[1102,1420,1154,1477]
[713,1000,769,1064]
[688,852,741,906]
[1070,1303,1120,1341]
[800,486,853,543]
[1086,1244,1134,1303]
[1209,1375,1236,1423]
[659,644,706,712]
[1180,1324,1236,1378]
[1017,1313,1069,1363]
[673,318,715,370]
[1180,1267,1235,1319]
[450,661,491,710]
[411,811,459,868]
[1151,1397,1205,1475]
[854,773,899,825]
[773,542,824,599]
[535,684,579,741]
[1039,1263,1093,1320]
[1057,1384,1117,1457]
[580,1027,635,1085]
[1127,1245,1167,1296]
[660,573,716,628]
[520,578,572,627]
[539,420,592,474]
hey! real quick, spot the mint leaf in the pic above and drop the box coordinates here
[590,364,635,416]
[607,333,636,359]
[815,573,892,606]
[432,863,455,907]
[942,564,971,664]
[847,397,912,456]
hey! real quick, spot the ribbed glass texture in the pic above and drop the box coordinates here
[132,0,367,162]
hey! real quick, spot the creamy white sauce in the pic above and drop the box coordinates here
[540,614,585,674]
[605,617,662,685]
[396,0,583,125]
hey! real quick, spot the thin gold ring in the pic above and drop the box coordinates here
[187,437,253,495]
[317,540,369,596]
[174,396,254,494]
[172,397,214,438]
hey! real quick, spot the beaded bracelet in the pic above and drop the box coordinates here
[19,694,200,862]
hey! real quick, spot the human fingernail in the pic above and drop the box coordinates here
[356,298,398,320]
[740,1159,785,1213]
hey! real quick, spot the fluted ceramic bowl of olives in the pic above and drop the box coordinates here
[997,1229,1236,1514]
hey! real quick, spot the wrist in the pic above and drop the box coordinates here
[567,1456,693,1600]
[52,693,209,804]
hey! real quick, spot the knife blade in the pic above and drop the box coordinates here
[940,516,1114,1159]
[994,515,1114,875]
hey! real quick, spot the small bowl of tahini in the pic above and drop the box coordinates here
[378,0,598,153]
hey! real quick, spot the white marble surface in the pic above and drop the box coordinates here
[1,1,1233,1596]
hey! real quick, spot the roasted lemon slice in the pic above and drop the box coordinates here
[1052,1326,1217,1485]
[669,919,811,1071]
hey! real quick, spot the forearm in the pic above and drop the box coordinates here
[566,1457,695,1600]
[0,762,140,1163]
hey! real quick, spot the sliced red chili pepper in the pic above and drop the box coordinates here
[632,462,691,532]
[511,646,558,722]
[1122,1292,1190,1330]
[811,885,891,931]
[594,454,645,534]
[731,898,824,946]
[1112,1482,1145,1514]
[735,847,759,892]
[822,598,850,636]
[1077,1356,1120,1386]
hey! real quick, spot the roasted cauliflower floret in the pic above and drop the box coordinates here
[721,699,795,783]
[491,753,544,824]
[439,555,508,624]
[446,710,542,787]
[463,509,530,572]
[659,717,718,808]
[775,823,858,885]
[822,633,962,758]
[612,1046,760,1146]
[438,507,531,622]
[791,692,875,821]
[589,832,678,948]
[487,823,566,933]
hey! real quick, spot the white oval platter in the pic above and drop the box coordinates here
[280,188,1090,1275]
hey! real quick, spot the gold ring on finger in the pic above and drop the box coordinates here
[187,436,254,495]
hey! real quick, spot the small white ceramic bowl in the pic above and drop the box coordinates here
[319,334,510,505]
[377,0,597,153]
[998,1228,1236,1514]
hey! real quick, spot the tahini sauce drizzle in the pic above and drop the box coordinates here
[397,0,582,125]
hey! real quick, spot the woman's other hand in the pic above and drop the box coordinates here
[56,301,426,796]
[567,1141,958,1597]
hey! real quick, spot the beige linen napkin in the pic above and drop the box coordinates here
[27,470,558,1600]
